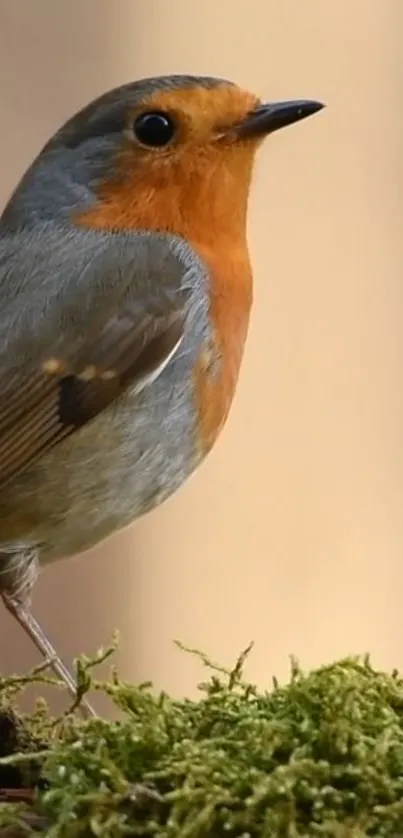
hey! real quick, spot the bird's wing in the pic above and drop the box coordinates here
[0,225,196,490]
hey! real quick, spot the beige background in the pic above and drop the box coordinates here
[0,1,402,712]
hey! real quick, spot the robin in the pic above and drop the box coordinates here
[0,74,323,715]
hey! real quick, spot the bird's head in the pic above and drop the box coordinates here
[2,75,324,248]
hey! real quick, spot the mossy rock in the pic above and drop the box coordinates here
[1,643,403,837]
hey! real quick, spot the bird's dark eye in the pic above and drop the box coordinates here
[133,112,175,148]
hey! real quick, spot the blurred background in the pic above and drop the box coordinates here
[0,0,402,712]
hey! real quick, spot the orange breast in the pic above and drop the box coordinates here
[190,238,252,454]
[76,131,255,456]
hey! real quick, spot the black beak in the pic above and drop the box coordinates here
[233,99,325,140]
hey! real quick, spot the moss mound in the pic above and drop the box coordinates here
[1,642,403,837]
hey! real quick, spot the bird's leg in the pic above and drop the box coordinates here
[2,594,96,719]
[0,547,96,719]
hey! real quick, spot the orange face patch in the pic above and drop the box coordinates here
[137,84,260,144]
[76,83,259,455]
[76,83,261,241]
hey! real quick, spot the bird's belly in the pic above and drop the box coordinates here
[0,364,200,563]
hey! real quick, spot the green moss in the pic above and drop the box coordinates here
[1,641,403,837]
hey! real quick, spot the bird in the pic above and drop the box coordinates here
[0,74,323,715]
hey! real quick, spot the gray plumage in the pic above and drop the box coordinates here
[0,223,212,562]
